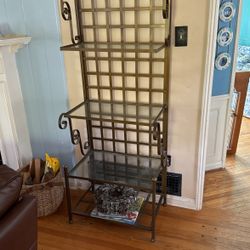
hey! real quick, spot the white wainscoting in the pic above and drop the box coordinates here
[206,95,230,171]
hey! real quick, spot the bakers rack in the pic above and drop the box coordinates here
[58,0,172,241]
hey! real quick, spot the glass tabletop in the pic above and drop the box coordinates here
[65,100,165,126]
[65,100,165,125]
[61,42,165,53]
[68,150,162,191]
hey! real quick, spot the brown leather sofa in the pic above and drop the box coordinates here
[0,165,37,250]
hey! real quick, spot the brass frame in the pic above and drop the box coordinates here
[59,0,171,242]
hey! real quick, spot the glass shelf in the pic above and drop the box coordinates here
[60,42,165,53]
[68,150,162,191]
[64,100,165,126]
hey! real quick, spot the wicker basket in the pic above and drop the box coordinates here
[21,167,64,217]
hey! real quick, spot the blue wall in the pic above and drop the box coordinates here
[0,0,73,165]
[212,0,240,96]
[239,0,250,46]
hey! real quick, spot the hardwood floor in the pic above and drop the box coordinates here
[38,118,250,250]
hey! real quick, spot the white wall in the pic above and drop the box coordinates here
[167,0,209,199]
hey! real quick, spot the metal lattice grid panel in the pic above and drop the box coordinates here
[73,0,166,158]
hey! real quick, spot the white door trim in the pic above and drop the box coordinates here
[195,0,220,210]
[196,0,243,210]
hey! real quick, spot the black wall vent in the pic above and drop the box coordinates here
[157,172,182,196]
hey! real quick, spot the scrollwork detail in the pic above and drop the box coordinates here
[84,141,90,150]
[60,0,81,44]
[153,122,162,155]
[153,122,160,140]
[58,113,68,129]
[72,129,81,145]
[58,113,85,156]
[71,129,84,156]
[67,118,84,156]
[61,1,72,21]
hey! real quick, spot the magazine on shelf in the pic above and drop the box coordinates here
[91,193,146,225]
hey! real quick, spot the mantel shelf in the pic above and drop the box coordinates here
[62,100,166,126]
[0,35,31,47]
[60,42,166,53]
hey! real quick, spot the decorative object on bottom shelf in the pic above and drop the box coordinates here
[20,154,64,217]
[92,184,145,224]
[95,184,137,215]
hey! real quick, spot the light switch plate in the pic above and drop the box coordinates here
[175,26,188,47]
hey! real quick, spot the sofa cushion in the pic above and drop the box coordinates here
[0,165,22,218]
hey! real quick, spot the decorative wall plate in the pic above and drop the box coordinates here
[217,27,233,46]
[219,2,236,22]
[215,53,231,70]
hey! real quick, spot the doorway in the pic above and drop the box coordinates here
[227,0,250,162]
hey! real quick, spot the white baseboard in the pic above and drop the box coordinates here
[166,195,196,210]
[206,161,224,171]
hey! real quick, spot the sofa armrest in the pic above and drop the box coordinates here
[0,165,22,218]
[0,195,37,250]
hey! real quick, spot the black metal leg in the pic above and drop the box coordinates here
[162,165,167,206]
[151,178,157,242]
[64,167,73,224]
[91,181,95,192]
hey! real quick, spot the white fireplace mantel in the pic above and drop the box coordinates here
[0,35,32,170]
[0,35,31,52]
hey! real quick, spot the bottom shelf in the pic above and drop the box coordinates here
[70,187,163,229]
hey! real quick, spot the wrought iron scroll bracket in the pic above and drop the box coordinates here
[161,150,171,167]
[161,105,169,165]
[58,113,85,156]
[153,122,161,155]
[83,141,90,150]
[58,113,68,130]
[60,0,81,44]
[162,0,169,19]
[163,0,171,47]
[165,37,170,47]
